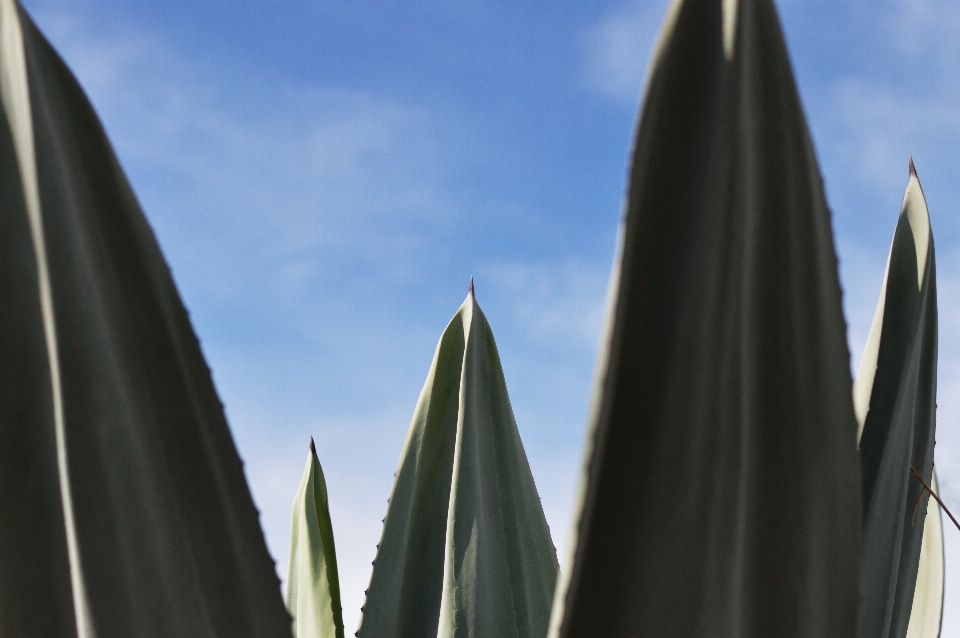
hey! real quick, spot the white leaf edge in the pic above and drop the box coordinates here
[905,471,944,638]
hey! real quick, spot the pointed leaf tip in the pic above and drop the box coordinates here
[358,293,558,638]
[548,0,861,635]
[0,5,293,634]
[287,435,344,638]
[468,276,475,296]
[909,156,918,179]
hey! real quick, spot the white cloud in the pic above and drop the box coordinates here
[32,8,460,315]
[488,258,609,350]
[580,0,670,102]
[882,0,960,61]
[818,79,960,200]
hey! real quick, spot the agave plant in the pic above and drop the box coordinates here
[0,1,290,635]
[547,0,860,635]
[286,439,345,638]
[853,161,940,638]
[356,281,559,638]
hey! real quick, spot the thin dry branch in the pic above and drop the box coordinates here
[910,465,960,532]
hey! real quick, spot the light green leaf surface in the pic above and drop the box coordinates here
[357,287,559,638]
[287,442,345,638]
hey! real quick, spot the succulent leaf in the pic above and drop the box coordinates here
[547,0,860,635]
[286,441,345,638]
[357,288,559,638]
[0,2,291,635]
[856,164,939,638]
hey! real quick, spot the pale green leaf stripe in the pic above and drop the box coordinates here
[905,471,944,638]
[287,444,345,638]
[0,1,92,634]
[358,288,558,638]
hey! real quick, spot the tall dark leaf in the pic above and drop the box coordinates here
[0,2,291,635]
[547,0,860,636]
[357,286,559,638]
[854,162,938,638]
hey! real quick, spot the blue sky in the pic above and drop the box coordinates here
[18,0,960,633]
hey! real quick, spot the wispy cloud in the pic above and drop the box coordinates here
[579,0,670,103]
[34,6,462,306]
[488,259,608,350]
[883,0,960,61]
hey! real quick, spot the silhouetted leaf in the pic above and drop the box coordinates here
[0,2,291,635]
[548,0,860,635]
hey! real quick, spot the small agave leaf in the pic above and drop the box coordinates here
[904,471,944,638]
[856,161,938,638]
[357,284,559,638]
[286,440,345,638]
[547,0,860,636]
[0,2,291,635]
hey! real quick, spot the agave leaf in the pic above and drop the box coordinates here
[0,2,291,635]
[357,284,559,638]
[904,471,944,638]
[286,440,345,638]
[547,0,860,636]
[855,161,938,638]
